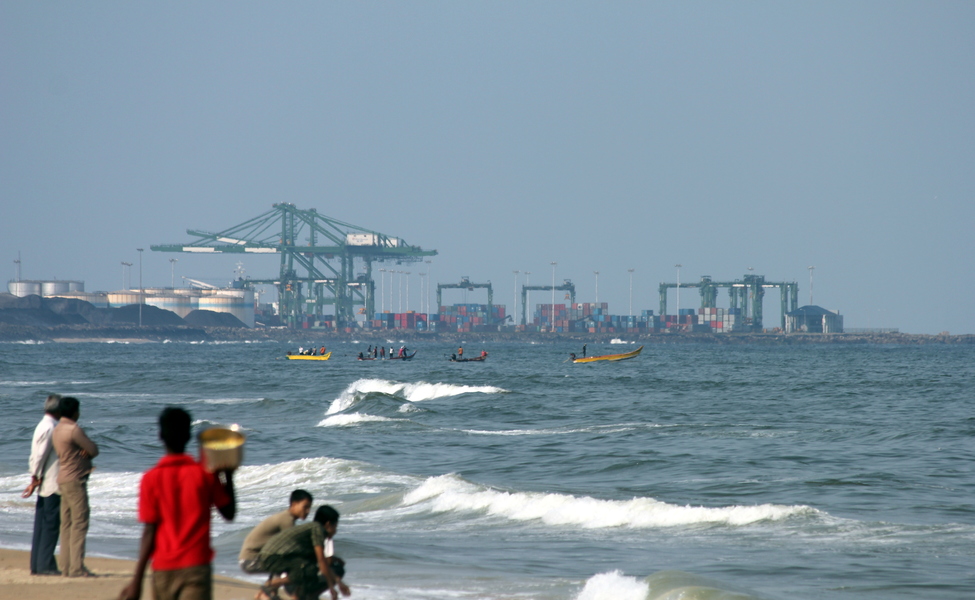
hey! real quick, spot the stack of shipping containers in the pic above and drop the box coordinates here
[436,304,505,333]
[371,311,429,331]
[526,303,656,334]
[696,307,741,332]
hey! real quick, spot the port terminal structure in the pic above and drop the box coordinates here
[151,203,436,328]
[659,274,798,330]
[437,277,494,316]
[521,280,576,326]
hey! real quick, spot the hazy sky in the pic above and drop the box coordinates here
[2,2,973,334]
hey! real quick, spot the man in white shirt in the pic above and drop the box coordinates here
[22,394,62,575]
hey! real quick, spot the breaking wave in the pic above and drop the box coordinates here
[325,378,508,414]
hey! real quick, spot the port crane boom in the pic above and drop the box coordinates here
[151,203,436,327]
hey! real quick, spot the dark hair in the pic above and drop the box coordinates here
[290,489,313,505]
[159,407,192,453]
[59,396,80,418]
[314,505,339,525]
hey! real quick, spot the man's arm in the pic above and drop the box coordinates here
[119,523,156,600]
[216,470,236,521]
[72,425,99,459]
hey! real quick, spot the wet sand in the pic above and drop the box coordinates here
[0,548,257,600]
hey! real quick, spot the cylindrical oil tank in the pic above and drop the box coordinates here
[8,280,42,297]
[200,289,255,327]
[67,281,85,292]
[107,292,142,306]
[146,293,195,319]
[41,281,71,296]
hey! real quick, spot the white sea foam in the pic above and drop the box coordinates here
[460,423,645,436]
[575,571,648,600]
[402,474,816,529]
[197,396,263,405]
[318,412,402,427]
[325,379,508,414]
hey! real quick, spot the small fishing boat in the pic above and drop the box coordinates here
[570,345,642,364]
[385,351,417,361]
[286,352,332,361]
[449,353,487,362]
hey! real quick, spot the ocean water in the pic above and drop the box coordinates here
[1,340,973,599]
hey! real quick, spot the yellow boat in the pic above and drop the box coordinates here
[286,352,332,361]
[571,345,643,364]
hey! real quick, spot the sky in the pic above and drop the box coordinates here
[2,2,973,334]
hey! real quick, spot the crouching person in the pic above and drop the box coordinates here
[239,489,313,599]
[258,505,350,600]
[120,408,236,600]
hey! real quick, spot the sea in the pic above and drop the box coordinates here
[1,340,973,600]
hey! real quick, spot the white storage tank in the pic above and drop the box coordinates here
[108,292,143,306]
[146,293,196,319]
[8,280,42,297]
[41,281,71,296]
[67,281,85,292]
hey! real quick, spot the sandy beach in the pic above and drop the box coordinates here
[0,548,257,600]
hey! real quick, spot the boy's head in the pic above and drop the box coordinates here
[58,396,80,420]
[159,407,192,453]
[289,489,313,520]
[314,505,340,536]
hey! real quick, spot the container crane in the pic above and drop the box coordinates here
[521,279,575,326]
[151,203,436,328]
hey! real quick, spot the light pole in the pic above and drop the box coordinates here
[513,271,520,324]
[550,262,557,332]
[121,261,132,290]
[593,271,600,304]
[418,273,426,314]
[169,258,178,288]
[137,248,144,327]
[397,271,404,313]
[808,266,815,305]
[425,261,433,315]
[675,264,682,325]
[14,252,21,281]
[405,272,411,312]
[378,269,386,313]
[523,271,531,325]
[628,268,635,316]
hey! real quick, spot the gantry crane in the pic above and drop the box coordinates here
[658,274,798,330]
[436,277,493,315]
[151,203,436,328]
[521,279,576,326]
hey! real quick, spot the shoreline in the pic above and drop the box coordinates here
[0,324,972,345]
[0,548,256,600]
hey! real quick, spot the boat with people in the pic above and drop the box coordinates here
[287,351,332,361]
[385,350,417,361]
[449,350,488,362]
[570,345,643,363]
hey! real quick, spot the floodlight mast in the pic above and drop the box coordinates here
[150,203,436,328]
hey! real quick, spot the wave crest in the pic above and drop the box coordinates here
[326,378,508,414]
[402,474,817,529]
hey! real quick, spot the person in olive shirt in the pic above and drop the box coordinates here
[240,489,313,599]
[51,396,99,578]
[258,505,350,600]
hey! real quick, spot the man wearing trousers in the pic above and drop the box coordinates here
[52,396,99,578]
[22,394,62,575]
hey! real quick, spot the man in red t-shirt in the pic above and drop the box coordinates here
[120,408,236,600]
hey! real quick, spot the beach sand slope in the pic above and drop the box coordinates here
[0,549,256,600]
